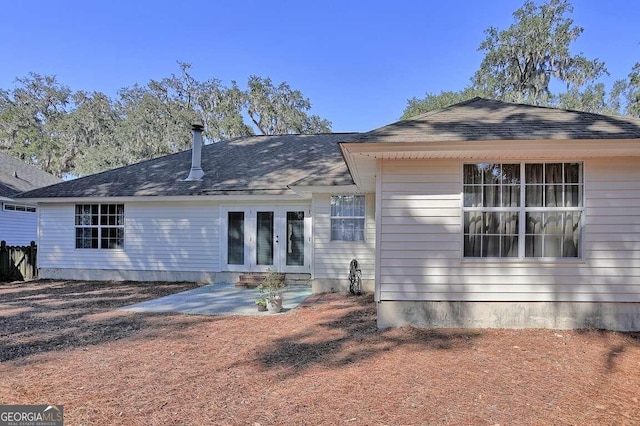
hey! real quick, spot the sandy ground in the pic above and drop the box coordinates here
[1,280,639,425]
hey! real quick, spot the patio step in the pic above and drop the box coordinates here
[285,273,312,287]
[235,273,285,288]
[235,273,311,288]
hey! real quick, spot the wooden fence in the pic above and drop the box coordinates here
[0,241,37,281]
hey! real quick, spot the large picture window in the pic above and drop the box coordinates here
[330,195,365,241]
[75,204,124,249]
[463,163,583,259]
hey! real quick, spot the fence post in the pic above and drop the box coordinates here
[0,241,8,281]
[30,241,37,279]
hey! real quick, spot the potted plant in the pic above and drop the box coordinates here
[257,269,286,313]
[255,298,267,312]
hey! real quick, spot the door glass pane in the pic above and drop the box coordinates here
[256,211,274,265]
[286,211,305,266]
[228,212,244,265]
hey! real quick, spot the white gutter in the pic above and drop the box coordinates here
[288,184,361,196]
[340,138,640,159]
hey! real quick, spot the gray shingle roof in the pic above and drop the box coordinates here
[15,98,640,200]
[0,152,61,198]
[17,133,359,199]
[350,97,640,143]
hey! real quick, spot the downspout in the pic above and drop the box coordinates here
[374,159,382,303]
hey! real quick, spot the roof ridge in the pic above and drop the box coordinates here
[452,97,640,124]
[404,96,485,121]
[499,99,640,123]
[226,131,360,139]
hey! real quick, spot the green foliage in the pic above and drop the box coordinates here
[473,0,607,105]
[403,0,636,117]
[0,64,331,177]
[560,64,640,118]
[401,88,483,119]
[66,91,120,176]
[556,82,625,115]
[0,73,73,176]
[246,76,331,135]
[256,269,286,302]
[626,63,640,117]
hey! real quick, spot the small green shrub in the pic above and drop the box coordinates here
[257,269,286,302]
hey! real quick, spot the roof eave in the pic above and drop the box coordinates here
[288,184,361,197]
[341,138,640,160]
[17,193,310,204]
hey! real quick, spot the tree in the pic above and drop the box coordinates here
[246,76,331,134]
[0,73,73,176]
[401,88,483,119]
[80,66,330,174]
[556,81,625,115]
[0,65,333,176]
[67,91,121,176]
[473,0,607,105]
[626,62,640,117]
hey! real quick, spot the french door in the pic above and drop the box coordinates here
[223,205,310,273]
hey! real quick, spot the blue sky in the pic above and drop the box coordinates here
[1,0,638,132]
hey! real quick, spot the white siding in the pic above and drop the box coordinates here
[39,201,220,272]
[313,193,376,280]
[379,158,640,303]
[0,206,37,246]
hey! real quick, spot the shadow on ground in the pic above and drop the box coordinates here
[0,280,212,362]
[575,329,640,372]
[239,294,480,380]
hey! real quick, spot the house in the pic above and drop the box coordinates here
[16,98,640,331]
[0,152,61,245]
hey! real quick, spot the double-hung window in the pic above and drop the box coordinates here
[330,195,365,241]
[75,204,125,249]
[463,162,583,259]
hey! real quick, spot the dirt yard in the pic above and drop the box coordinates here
[1,280,639,425]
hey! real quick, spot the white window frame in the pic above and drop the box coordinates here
[3,204,36,213]
[75,204,125,250]
[462,162,584,260]
[330,194,366,242]
[220,205,312,273]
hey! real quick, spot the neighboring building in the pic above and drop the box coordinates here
[16,98,640,331]
[0,152,61,245]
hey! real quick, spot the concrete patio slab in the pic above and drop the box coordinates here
[121,283,313,316]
